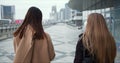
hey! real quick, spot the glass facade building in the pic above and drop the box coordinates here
[68,0,120,62]
[1,5,15,22]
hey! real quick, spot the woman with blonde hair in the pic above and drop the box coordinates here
[74,13,116,63]
[13,7,55,63]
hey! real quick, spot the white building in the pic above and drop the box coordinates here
[57,3,72,23]
[64,3,72,22]
[49,6,58,23]
[59,8,65,22]
[71,10,82,26]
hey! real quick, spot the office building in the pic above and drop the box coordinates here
[0,5,15,22]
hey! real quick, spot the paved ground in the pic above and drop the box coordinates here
[0,23,120,63]
[0,23,82,63]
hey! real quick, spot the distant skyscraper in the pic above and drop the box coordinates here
[57,3,72,22]
[52,6,57,14]
[64,3,72,21]
[59,8,65,21]
[0,5,15,21]
[49,5,58,23]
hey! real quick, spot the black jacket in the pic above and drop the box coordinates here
[74,34,115,63]
[74,34,96,63]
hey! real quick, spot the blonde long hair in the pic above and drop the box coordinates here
[83,13,116,63]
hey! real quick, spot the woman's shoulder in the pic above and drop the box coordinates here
[79,33,83,39]
[77,33,84,45]
[79,33,83,37]
[45,32,50,36]
[44,32,51,39]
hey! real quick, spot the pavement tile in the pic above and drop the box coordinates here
[0,24,86,63]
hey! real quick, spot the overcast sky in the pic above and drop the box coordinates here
[0,0,69,20]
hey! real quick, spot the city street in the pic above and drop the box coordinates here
[0,23,82,63]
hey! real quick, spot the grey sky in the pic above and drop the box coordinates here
[0,0,69,20]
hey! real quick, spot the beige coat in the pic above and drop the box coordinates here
[13,25,55,63]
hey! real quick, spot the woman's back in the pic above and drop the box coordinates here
[13,25,55,63]
[74,13,116,63]
[13,7,55,63]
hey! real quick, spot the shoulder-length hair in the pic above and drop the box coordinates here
[83,13,116,63]
[14,7,45,40]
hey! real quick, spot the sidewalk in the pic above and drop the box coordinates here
[45,23,82,63]
[0,23,82,63]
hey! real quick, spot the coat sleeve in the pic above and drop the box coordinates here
[74,39,84,63]
[47,34,55,61]
[13,36,21,54]
[13,37,17,53]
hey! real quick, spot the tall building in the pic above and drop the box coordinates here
[52,6,57,13]
[0,5,15,22]
[57,11,62,22]
[57,3,82,26]
[64,3,72,21]
[59,8,65,22]
[57,3,73,23]
[71,10,82,26]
